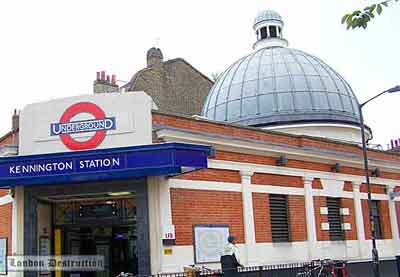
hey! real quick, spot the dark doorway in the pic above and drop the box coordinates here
[24,179,151,277]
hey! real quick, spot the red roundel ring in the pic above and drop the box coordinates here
[59,102,106,150]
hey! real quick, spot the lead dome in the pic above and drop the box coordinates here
[201,10,365,142]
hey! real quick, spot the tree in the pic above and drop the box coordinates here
[342,0,398,29]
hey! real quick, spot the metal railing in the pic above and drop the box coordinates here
[155,262,318,277]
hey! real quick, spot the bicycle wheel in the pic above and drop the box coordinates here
[318,272,332,277]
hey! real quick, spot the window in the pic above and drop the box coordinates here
[269,194,290,242]
[269,26,277,38]
[327,197,344,241]
[260,27,268,39]
[371,200,383,239]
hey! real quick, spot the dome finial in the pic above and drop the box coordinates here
[253,10,288,50]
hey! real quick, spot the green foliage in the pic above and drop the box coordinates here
[341,0,398,30]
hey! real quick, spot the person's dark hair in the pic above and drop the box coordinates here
[227,235,235,243]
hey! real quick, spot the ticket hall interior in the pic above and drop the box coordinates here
[34,180,144,277]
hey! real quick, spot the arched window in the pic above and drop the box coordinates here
[260,27,267,39]
[269,26,277,38]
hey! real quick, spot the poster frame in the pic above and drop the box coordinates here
[193,224,229,264]
[0,237,7,275]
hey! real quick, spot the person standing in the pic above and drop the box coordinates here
[220,236,243,277]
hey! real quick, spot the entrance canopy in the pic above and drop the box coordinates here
[0,142,214,187]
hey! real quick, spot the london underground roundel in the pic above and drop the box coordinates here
[50,102,116,150]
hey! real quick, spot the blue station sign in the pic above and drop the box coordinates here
[0,143,213,187]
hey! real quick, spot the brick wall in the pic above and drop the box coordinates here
[341,198,357,240]
[379,200,392,239]
[362,199,392,240]
[252,193,307,242]
[312,178,323,189]
[252,173,303,188]
[360,183,386,194]
[252,193,271,243]
[153,112,400,177]
[0,202,12,255]
[173,168,241,183]
[0,130,18,146]
[0,131,14,256]
[343,181,353,192]
[170,188,244,245]
[314,196,329,241]
[288,195,307,241]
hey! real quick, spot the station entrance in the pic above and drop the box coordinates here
[25,179,151,277]
[53,195,138,277]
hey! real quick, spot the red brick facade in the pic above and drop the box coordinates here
[252,193,271,243]
[170,188,244,245]
[153,112,400,179]
[314,196,329,241]
[173,168,241,183]
[362,199,392,240]
[251,193,307,243]
[341,198,357,240]
[0,132,13,256]
[0,202,12,255]
[252,173,303,188]
[288,195,307,241]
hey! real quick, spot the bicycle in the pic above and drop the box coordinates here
[296,259,339,277]
[115,272,135,277]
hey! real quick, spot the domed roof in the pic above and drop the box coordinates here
[254,10,283,26]
[201,47,360,127]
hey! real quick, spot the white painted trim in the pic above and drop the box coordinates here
[208,159,400,187]
[156,129,400,173]
[250,185,304,195]
[360,193,388,200]
[320,207,328,215]
[0,194,12,206]
[321,223,330,230]
[240,171,256,264]
[340,208,350,216]
[342,223,351,230]
[169,178,305,195]
[266,123,362,132]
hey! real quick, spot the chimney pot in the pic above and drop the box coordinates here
[391,139,394,149]
[111,74,116,85]
[106,75,110,83]
[96,72,100,81]
[12,109,19,132]
[101,71,106,81]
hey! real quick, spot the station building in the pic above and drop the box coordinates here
[0,9,399,277]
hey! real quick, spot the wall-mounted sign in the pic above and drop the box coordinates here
[0,143,212,187]
[50,102,116,150]
[19,92,154,155]
[164,248,173,255]
[0,238,7,275]
[163,225,175,240]
[162,225,176,246]
[193,224,229,264]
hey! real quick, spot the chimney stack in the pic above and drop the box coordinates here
[146,47,163,68]
[12,109,19,132]
[93,70,119,94]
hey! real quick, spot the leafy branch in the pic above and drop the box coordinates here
[342,0,398,29]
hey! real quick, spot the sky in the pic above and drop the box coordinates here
[0,0,399,148]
